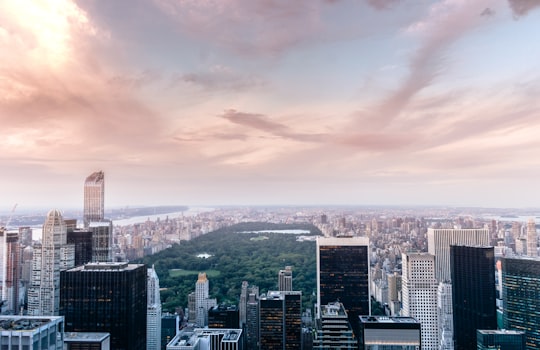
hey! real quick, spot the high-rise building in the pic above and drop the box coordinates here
[477,330,526,350]
[195,273,217,327]
[64,332,111,350]
[161,313,180,350]
[502,256,540,349]
[166,327,243,350]
[437,282,453,350]
[83,171,105,227]
[0,315,65,349]
[317,236,370,336]
[427,228,490,282]
[66,229,93,267]
[28,209,75,316]
[313,302,357,349]
[148,266,162,350]
[89,221,113,263]
[526,218,537,257]
[450,245,497,350]
[246,292,259,350]
[208,304,239,329]
[358,316,421,350]
[60,262,147,350]
[401,252,439,350]
[278,266,293,291]
[259,291,302,350]
[0,229,20,314]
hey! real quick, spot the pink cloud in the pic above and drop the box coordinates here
[507,0,540,18]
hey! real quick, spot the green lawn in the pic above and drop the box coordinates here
[169,269,221,278]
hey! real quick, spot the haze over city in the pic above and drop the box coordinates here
[1,0,540,210]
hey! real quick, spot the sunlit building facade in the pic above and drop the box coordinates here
[83,171,105,227]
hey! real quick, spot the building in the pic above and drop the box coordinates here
[195,272,217,327]
[502,256,540,349]
[526,218,537,257]
[0,229,21,313]
[477,329,526,350]
[166,327,243,350]
[450,245,496,350]
[89,221,113,263]
[67,229,93,267]
[317,236,370,336]
[245,291,259,350]
[358,316,421,350]
[60,262,147,350]
[313,302,357,349]
[161,313,180,350]
[64,332,111,350]
[259,291,302,350]
[28,209,75,316]
[148,266,162,350]
[84,171,105,227]
[278,266,292,291]
[437,282,453,350]
[208,304,239,329]
[427,228,490,282]
[401,252,439,350]
[0,315,65,350]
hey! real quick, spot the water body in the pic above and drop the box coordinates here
[112,207,214,226]
[239,229,311,234]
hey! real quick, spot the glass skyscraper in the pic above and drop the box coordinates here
[83,171,104,227]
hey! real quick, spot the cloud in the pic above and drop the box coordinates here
[367,0,401,11]
[173,65,266,92]
[507,0,540,18]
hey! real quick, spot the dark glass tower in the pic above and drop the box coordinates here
[317,236,370,336]
[66,230,93,267]
[208,304,240,329]
[259,291,302,350]
[60,262,147,350]
[502,256,540,349]
[450,245,497,350]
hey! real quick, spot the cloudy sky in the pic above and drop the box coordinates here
[1,0,540,210]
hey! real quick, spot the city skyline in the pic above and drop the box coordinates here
[2,1,540,209]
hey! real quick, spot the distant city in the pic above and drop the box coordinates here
[0,171,538,349]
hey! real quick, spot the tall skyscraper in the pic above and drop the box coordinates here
[28,209,75,316]
[259,291,302,350]
[313,302,357,349]
[4,230,20,313]
[147,265,162,350]
[195,272,217,327]
[450,245,497,350]
[502,256,540,349]
[208,304,239,329]
[526,218,537,257]
[246,292,260,350]
[317,236,370,336]
[278,266,293,291]
[427,228,490,282]
[401,252,439,350]
[66,229,93,266]
[60,262,147,350]
[89,221,113,262]
[437,282,453,350]
[84,171,105,227]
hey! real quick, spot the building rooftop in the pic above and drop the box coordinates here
[477,329,525,335]
[0,316,63,331]
[66,262,143,272]
[64,332,110,342]
[321,302,347,317]
[359,316,419,324]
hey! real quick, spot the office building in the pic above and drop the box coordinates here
[278,266,292,291]
[195,272,217,327]
[64,332,111,350]
[161,313,180,350]
[477,329,526,350]
[245,292,259,350]
[401,252,439,350]
[89,221,113,263]
[259,291,302,350]
[166,327,243,350]
[450,245,496,350]
[427,228,490,282]
[358,316,421,350]
[313,302,357,349]
[19,226,33,246]
[83,171,105,227]
[208,304,239,329]
[67,229,93,267]
[437,282,453,350]
[502,256,540,349]
[28,209,75,316]
[527,218,537,257]
[317,236,370,336]
[0,229,20,314]
[148,266,162,350]
[60,262,147,350]
[0,315,65,350]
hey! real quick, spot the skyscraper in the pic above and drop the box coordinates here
[313,302,357,349]
[526,218,537,257]
[89,221,113,262]
[246,292,260,350]
[278,266,293,291]
[401,252,439,350]
[317,236,370,336]
[502,256,540,349]
[259,291,302,350]
[148,266,162,350]
[450,245,497,350]
[195,272,217,327]
[60,262,147,350]
[28,209,75,316]
[83,171,105,227]
[437,282,453,350]
[427,228,490,282]
[4,230,20,313]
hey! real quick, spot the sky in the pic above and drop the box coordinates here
[1,0,540,210]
